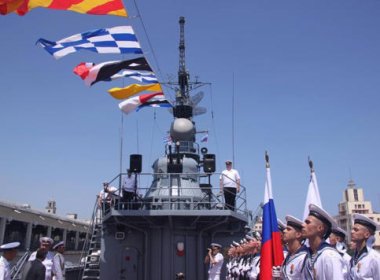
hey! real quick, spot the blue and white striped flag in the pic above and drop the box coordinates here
[112,70,158,84]
[37,26,142,59]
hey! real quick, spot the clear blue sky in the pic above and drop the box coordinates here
[1,0,380,220]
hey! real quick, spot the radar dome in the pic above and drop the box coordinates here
[170,118,195,141]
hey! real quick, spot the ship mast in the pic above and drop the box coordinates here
[177,16,190,106]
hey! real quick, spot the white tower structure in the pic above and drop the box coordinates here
[335,179,380,250]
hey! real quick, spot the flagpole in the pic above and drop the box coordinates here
[265,150,270,168]
[119,112,124,174]
[308,156,314,173]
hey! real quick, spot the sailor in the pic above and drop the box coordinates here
[301,203,344,279]
[204,243,224,280]
[22,248,47,280]
[122,169,137,209]
[0,242,20,280]
[98,182,119,212]
[329,227,351,279]
[52,241,65,280]
[244,234,261,280]
[220,160,240,211]
[28,237,56,280]
[230,241,241,279]
[274,215,307,279]
[349,213,380,279]
[278,219,289,259]
[226,244,238,280]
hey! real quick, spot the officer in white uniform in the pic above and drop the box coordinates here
[276,215,307,279]
[301,203,344,280]
[52,241,65,280]
[28,237,56,280]
[350,213,380,280]
[0,242,20,280]
[329,227,351,279]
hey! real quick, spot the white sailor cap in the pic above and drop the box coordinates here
[240,238,247,244]
[39,237,53,244]
[232,241,240,247]
[210,243,222,248]
[53,241,65,250]
[245,235,255,241]
[353,213,379,233]
[252,231,262,241]
[285,215,303,231]
[308,204,337,238]
[225,160,232,164]
[331,227,347,239]
[277,219,286,231]
[0,242,20,251]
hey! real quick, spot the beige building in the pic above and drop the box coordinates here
[335,179,380,250]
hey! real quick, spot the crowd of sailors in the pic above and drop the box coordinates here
[206,203,380,279]
[0,237,65,280]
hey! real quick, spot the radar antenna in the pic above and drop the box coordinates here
[177,16,190,105]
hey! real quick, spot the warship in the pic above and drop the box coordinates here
[80,17,252,280]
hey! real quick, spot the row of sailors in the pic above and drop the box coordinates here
[225,203,380,279]
[0,237,65,280]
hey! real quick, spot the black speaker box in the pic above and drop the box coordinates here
[130,154,142,173]
[203,154,216,173]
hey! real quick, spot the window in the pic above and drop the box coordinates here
[354,189,359,201]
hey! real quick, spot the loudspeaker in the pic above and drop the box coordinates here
[130,154,142,173]
[203,154,216,173]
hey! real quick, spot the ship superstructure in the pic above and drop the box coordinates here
[84,17,250,280]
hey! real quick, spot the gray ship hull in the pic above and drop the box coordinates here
[100,208,248,280]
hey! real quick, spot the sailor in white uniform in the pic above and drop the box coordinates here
[278,219,289,259]
[329,227,351,279]
[349,213,380,280]
[28,237,56,280]
[244,234,261,280]
[276,215,307,279]
[301,203,345,280]
[204,243,224,280]
[52,241,65,280]
[0,242,20,280]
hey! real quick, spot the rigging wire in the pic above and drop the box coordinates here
[208,83,220,167]
[132,0,165,82]
[232,72,236,165]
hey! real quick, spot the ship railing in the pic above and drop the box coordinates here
[101,172,249,217]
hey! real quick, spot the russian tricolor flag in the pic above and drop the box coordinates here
[260,153,284,279]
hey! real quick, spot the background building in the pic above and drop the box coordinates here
[335,179,380,250]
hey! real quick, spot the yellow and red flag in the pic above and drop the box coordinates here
[1,0,127,17]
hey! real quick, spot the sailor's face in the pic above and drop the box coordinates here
[302,216,321,238]
[351,224,370,242]
[40,241,51,250]
[329,233,338,246]
[283,226,297,243]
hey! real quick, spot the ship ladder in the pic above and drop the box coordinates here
[10,250,30,280]
[79,198,103,280]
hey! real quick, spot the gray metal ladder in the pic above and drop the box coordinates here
[80,199,103,280]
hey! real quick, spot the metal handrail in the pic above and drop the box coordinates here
[10,250,30,280]
[101,172,248,216]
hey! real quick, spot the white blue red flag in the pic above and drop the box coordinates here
[37,26,142,59]
[260,155,284,279]
[200,133,208,143]
[119,92,172,115]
